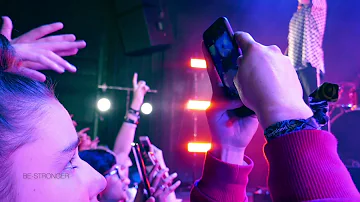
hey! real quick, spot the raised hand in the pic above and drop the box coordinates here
[90,137,100,149]
[148,165,181,202]
[77,127,92,151]
[131,73,150,110]
[150,145,167,170]
[202,42,258,164]
[77,127,91,138]
[0,16,86,82]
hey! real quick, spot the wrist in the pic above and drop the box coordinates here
[298,0,311,5]
[257,102,313,129]
[130,100,142,111]
[210,144,246,165]
[126,113,139,122]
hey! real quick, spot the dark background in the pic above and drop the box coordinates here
[1,0,359,189]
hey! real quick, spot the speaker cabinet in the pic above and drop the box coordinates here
[115,1,173,55]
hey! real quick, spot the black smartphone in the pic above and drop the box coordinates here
[203,17,240,97]
[139,136,152,153]
[139,136,156,173]
[131,143,152,199]
[139,136,171,181]
[203,17,254,116]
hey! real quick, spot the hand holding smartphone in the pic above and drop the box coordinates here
[139,136,169,178]
[131,143,152,199]
[139,136,158,174]
[203,17,255,117]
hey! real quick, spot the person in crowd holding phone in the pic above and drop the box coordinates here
[80,149,177,202]
[109,73,180,201]
[0,18,107,201]
[287,0,327,104]
[190,32,360,201]
[112,72,150,165]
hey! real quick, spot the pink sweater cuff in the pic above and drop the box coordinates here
[190,152,253,202]
[265,130,360,201]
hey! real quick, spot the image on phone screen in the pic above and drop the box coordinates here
[208,30,239,95]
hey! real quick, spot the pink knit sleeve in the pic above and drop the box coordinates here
[190,152,253,202]
[264,130,360,201]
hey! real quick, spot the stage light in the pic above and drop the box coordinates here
[187,142,212,153]
[186,100,211,111]
[141,103,153,115]
[190,58,207,69]
[97,98,111,112]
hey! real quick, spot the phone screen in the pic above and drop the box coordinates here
[204,17,240,96]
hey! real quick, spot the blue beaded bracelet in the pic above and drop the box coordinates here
[264,117,320,142]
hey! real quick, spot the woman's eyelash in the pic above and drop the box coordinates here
[65,157,78,170]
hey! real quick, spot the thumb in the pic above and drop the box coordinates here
[234,31,257,55]
[1,16,13,40]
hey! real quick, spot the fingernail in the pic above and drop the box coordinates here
[68,64,77,72]
[171,173,178,177]
[54,22,64,28]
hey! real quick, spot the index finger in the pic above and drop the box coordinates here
[78,127,90,134]
[133,73,138,88]
[234,31,257,54]
[36,34,76,43]
[151,168,168,188]
[14,22,64,43]
[148,163,160,182]
[34,41,86,52]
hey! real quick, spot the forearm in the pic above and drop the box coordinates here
[294,0,327,28]
[265,130,360,201]
[297,0,327,25]
[298,0,326,10]
[113,102,140,156]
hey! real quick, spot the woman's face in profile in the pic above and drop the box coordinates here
[11,101,107,202]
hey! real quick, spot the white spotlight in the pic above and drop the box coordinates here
[141,103,153,115]
[97,98,111,112]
